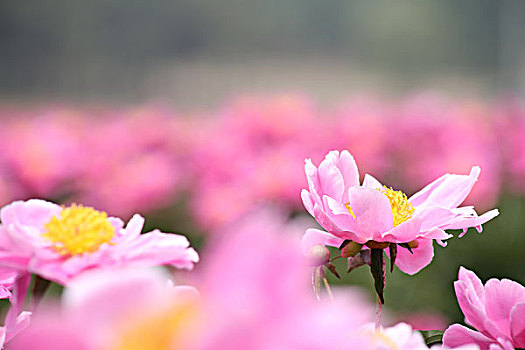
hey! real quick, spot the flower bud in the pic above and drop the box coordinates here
[365,240,390,249]
[307,245,330,266]
[341,241,363,258]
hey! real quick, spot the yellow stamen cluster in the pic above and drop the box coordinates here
[110,303,196,350]
[344,202,356,219]
[42,204,115,256]
[379,186,414,227]
[369,330,400,350]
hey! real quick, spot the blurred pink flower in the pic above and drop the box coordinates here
[0,199,198,286]
[72,108,182,218]
[302,150,499,274]
[11,209,374,350]
[188,94,329,230]
[9,267,199,350]
[0,111,85,199]
[443,267,525,350]
[388,94,501,210]
[348,322,432,350]
[193,208,373,349]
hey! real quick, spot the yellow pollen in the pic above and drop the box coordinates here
[344,202,356,219]
[367,330,400,350]
[42,204,115,256]
[378,186,414,227]
[109,303,196,350]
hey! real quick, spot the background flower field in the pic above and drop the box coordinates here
[1,0,525,340]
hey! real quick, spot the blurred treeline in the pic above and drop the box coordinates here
[1,0,525,103]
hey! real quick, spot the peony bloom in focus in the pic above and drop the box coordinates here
[301,150,499,274]
[443,267,525,350]
[0,199,199,286]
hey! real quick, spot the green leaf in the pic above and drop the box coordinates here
[370,248,385,304]
[398,242,413,253]
[388,244,397,273]
[339,239,351,249]
[419,330,444,346]
[325,263,341,279]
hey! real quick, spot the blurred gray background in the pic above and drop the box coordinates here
[1,0,525,107]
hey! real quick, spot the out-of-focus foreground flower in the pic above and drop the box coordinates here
[302,150,499,275]
[347,322,480,350]
[443,267,525,350]
[10,209,375,349]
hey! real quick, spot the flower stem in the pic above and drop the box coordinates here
[32,275,51,311]
[322,276,334,301]
[375,294,382,331]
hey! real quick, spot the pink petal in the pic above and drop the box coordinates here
[312,202,344,234]
[346,187,394,237]
[389,238,434,275]
[301,189,315,216]
[336,150,360,199]
[458,267,486,305]
[454,275,506,341]
[5,311,31,342]
[510,302,525,347]
[415,206,457,232]
[301,229,343,256]
[304,159,322,203]
[362,173,383,190]
[443,324,496,350]
[115,231,199,270]
[381,217,422,243]
[484,278,525,338]
[5,273,31,327]
[0,199,61,230]
[421,227,453,243]
[443,209,499,233]
[409,166,480,210]
[115,214,145,243]
[318,153,346,202]
[63,268,173,337]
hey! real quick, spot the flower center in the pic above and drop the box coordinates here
[369,330,400,350]
[42,204,115,256]
[344,202,357,219]
[379,186,414,227]
[110,303,196,350]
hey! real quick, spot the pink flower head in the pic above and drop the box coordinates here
[9,267,200,350]
[0,199,199,285]
[195,208,373,349]
[443,267,525,350]
[12,209,374,350]
[301,150,499,274]
[348,322,432,350]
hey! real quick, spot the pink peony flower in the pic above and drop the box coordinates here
[301,150,499,274]
[11,209,374,350]
[194,208,373,349]
[443,267,525,350]
[348,322,435,350]
[0,199,199,285]
[347,322,480,349]
[9,267,200,350]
